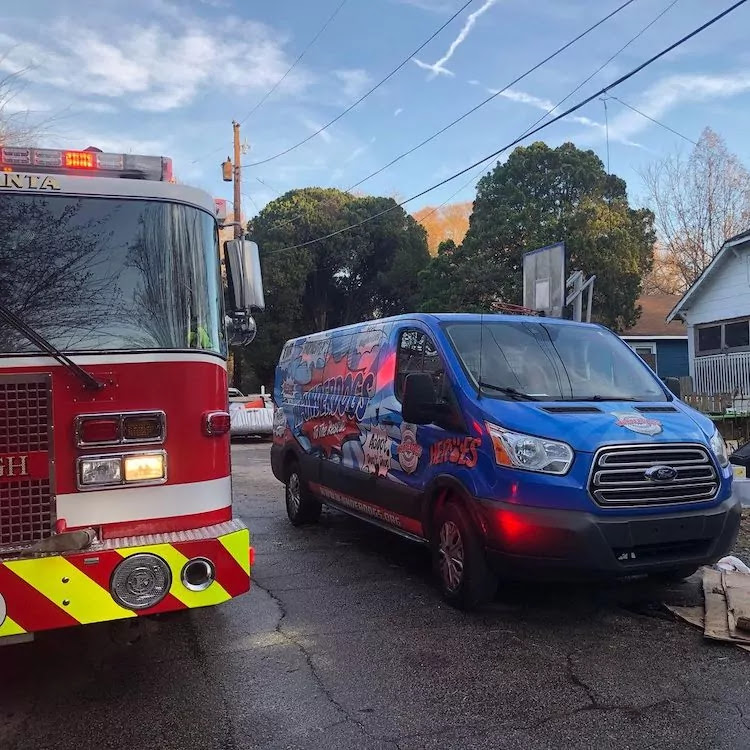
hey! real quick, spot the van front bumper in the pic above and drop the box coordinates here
[0,520,251,639]
[478,495,742,578]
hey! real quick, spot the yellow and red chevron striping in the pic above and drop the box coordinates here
[0,524,251,637]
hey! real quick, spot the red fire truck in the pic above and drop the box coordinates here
[0,146,263,643]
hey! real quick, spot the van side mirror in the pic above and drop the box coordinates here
[664,377,682,399]
[225,239,265,313]
[402,373,439,425]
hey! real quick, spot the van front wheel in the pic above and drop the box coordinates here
[433,502,496,610]
[285,464,321,526]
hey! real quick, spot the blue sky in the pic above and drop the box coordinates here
[3,0,750,219]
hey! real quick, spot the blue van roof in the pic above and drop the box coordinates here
[283,313,602,343]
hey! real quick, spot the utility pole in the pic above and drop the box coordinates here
[232,120,242,239]
[221,121,245,389]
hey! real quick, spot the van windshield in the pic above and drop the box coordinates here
[445,321,668,402]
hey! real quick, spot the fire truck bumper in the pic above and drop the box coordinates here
[0,519,252,639]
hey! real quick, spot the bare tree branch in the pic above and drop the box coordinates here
[639,127,750,294]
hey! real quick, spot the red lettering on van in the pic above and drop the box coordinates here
[429,437,481,468]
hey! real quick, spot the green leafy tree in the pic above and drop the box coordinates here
[242,188,429,388]
[420,141,655,330]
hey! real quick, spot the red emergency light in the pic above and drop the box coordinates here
[0,146,173,181]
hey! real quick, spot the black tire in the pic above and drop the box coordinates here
[648,566,699,583]
[285,462,322,526]
[432,501,496,610]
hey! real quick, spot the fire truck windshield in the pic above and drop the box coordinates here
[0,194,226,356]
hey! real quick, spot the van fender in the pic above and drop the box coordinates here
[420,474,485,543]
[273,439,319,485]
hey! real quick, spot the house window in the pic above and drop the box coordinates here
[633,343,657,372]
[696,318,750,355]
[725,321,749,349]
[697,326,722,353]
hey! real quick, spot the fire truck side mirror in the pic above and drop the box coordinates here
[224,239,265,313]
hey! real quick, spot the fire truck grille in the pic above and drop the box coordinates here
[0,378,50,453]
[1,480,53,548]
[0,375,54,550]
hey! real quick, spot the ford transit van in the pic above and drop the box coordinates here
[271,314,740,609]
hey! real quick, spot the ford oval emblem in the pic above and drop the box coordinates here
[645,465,678,482]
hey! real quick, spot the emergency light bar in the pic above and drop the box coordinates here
[0,146,174,182]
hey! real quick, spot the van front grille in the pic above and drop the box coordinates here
[588,444,719,507]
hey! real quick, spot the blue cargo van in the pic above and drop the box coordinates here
[271,314,740,609]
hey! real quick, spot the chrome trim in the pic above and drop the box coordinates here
[75,410,166,448]
[76,450,167,491]
[110,553,172,611]
[204,410,231,436]
[587,442,720,507]
[180,557,215,592]
[597,447,709,466]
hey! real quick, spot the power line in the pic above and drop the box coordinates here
[255,176,284,196]
[239,0,349,126]
[241,0,475,168]
[191,0,349,164]
[413,0,681,230]
[263,0,747,257]
[242,191,262,215]
[346,0,639,192]
[261,0,641,235]
[606,95,698,145]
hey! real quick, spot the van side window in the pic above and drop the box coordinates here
[396,329,445,399]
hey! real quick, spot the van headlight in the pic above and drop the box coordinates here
[486,423,573,475]
[710,428,729,468]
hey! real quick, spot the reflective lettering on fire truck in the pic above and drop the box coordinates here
[0,173,61,191]
[0,455,29,478]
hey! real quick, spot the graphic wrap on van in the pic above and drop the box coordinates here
[274,324,428,484]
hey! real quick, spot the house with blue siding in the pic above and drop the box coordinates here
[620,294,689,379]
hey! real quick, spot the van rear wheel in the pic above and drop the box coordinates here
[433,502,496,610]
[285,463,321,526]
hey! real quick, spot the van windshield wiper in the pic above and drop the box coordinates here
[478,382,538,401]
[568,395,641,402]
[0,303,103,390]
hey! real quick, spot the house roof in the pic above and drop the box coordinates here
[622,294,687,337]
[667,229,750,322]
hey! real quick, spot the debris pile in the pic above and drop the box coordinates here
[666,558,750,654]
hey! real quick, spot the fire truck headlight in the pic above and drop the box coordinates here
[79,457,122,487]
[111,553,171,610]
[123,453,166,483]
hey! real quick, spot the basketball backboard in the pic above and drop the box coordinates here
[522,242,566,317]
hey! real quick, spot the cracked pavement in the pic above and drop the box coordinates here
[2,441,749,750]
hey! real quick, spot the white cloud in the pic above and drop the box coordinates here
[0,90,52,114]
[393,0,453,11]
[394,107,403,117]
[413,0,498,79]
[49,130,168,155]
[0,11,312,113]
[334,69,371,100]
[607,71,750,142]
[491,86,643,148]
[300,117,333,144]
